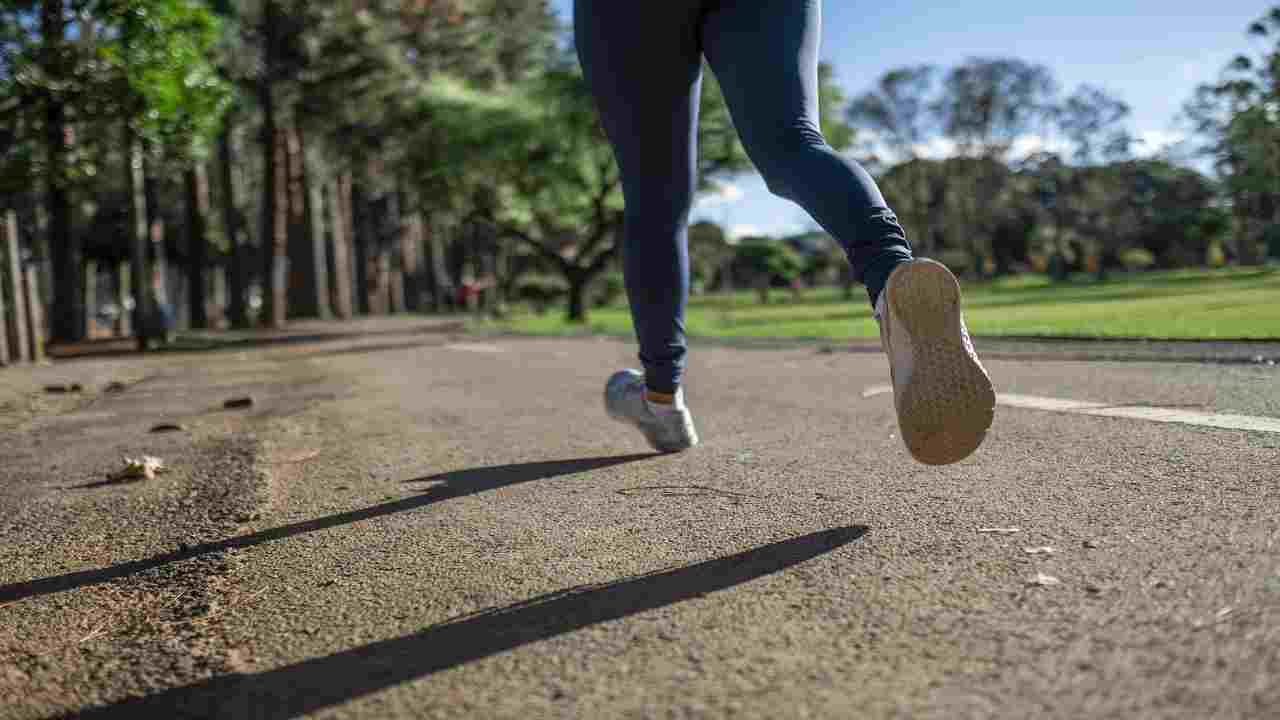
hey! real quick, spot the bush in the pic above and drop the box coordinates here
[514,275,568,314]
[935,249,972,275]
[1120,247,1156,271]
[733,239,804,303]
[1265,225,1280,260]
[592,271,626,308]
[1206,241,1227,267]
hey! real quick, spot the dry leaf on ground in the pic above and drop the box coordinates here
[1028,572,1062,587]
[109,456,167,482]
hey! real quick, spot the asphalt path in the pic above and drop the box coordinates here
[2,323,1277,719]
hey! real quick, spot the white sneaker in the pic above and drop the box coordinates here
[877,259,995,465]
[604,370,699,453]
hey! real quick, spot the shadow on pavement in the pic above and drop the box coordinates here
[0,455,653,605]
[67,526,867,720]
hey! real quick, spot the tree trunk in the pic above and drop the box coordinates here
[423,214,450,312]
[125,125,151,350]
[82,258,97,338]
[184,164,211,329]
[351,180,372,314]
[306,156,331,319]
[566,271,588,323]
[217,117,248,328]
[2,210,28,363]
[259,124,288,328]
[115,261,131,337]
[285,124,328,319]
[327,177,354,319]
[399,185,423,312]
[142,143,168,307]
[383,189,402,314]
[23,264,46,361]
[258,0,288,328]
[42,0,82,343]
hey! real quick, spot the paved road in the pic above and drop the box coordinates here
[2,321,1278,719]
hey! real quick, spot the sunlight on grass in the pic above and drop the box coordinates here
[482,267,1280,341]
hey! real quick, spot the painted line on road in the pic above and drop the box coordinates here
[443,343,505,353]
[861,385,1280,434]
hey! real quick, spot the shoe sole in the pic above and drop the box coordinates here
[887,259,995,465]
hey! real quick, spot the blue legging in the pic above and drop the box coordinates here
[575,0,913,394]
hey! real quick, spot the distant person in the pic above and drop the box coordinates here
[578,0,995,464]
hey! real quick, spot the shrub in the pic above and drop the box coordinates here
[592,271,626,308]
[515,275,568,314]
[1120,247,1156,271]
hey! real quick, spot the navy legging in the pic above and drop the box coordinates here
[575,0,913,394]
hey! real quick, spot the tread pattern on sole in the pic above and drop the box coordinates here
[887,260,996,465]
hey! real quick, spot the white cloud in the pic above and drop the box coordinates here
[1009,134,1073,159]
[728,224,763,240]
[1133,129,1188,157]
[697,181,745,208]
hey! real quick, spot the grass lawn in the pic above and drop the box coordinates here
[480,266,1280,341]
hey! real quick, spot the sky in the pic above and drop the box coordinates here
[550,0,1271,238]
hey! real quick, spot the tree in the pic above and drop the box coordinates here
[97,0,231,345]
[687,220,732,293]
[1057,85,1133,165]
[934,58,1057,276]
[1185,6,1280,265]
[732,238,803,304]
[848,65,938,253]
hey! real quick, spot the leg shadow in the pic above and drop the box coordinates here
[2,455,654,605]
[67,526,867,719]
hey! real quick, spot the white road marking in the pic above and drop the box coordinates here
[861,386,1280,434]
[443,343,505,353]
[861,384,893,398]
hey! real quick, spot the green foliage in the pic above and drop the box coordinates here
[688,220,731,290]
[96,0,233,156]
[1184,5,1280,264]
[733,238,804,302]
[592,271,625,308]
[1120,247,1156,270]
[514,273,567,313]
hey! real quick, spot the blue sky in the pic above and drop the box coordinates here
[550,1,1270,237]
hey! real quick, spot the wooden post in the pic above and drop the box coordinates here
[4,211,29,363]
[328,178,354,319]
[0,249,8,365]
[24,263,46,362]
[116,261,132,337]
[83,258,98,339]
[308,180,331,320]
[390,269,406,314]
[211,265,227,328]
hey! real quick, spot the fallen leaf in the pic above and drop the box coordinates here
[1028,572,1061,587]
[223,396,254,410]
[109,456,167,482]
[150,423,184,433]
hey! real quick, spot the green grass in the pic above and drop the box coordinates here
[481,266,1280,341]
